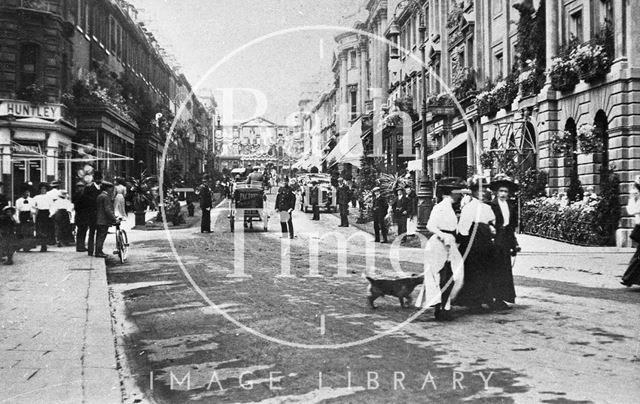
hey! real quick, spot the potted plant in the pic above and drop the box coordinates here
[427,93,456,116]
[548,57,580,92]
[452,67,477,103]
[577,123,604,154]
[17,83,48,104]
[475,89,498,117]
[129,171,156,226]
[493,73,518,109]
[570,42,611,83]
[479,151,495,169]
[550,130,574,156]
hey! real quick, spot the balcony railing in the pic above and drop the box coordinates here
[18,0,59,14]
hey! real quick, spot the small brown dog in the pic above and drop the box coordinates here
[366,274,424,309]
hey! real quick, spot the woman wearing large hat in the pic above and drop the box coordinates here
[488,174,520,310]
[621,175,640,286]
[415,180,465,321]
[454,176,497,312]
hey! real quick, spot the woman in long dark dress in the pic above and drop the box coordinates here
[455,176,496,312]
[488,174,520,310]
[622,177,640,286]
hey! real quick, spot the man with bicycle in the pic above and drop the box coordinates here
[94,181,121,258]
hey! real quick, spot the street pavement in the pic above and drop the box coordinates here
[0,248,121,403]
[103,195,640,403]
[2,198,638,403]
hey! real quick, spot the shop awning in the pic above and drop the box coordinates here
[407,159,422,171]
[324,118,364,168]
[303,155,322,170]
[427,132,467,161]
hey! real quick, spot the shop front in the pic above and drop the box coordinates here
[0,99,76,203]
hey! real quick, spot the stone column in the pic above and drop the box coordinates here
[627,0,640,67]
[380,11,389,98]
[356,47,362,116]
[340,51,349,130]
[545,0,559,79]
[359,41,368,112]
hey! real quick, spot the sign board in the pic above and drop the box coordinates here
[0,100,62,120]
[11,142,43,156]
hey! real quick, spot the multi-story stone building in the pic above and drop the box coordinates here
[301,0,640,246]
[0,0,210,201]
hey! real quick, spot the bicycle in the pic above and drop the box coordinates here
[114,220,129,263]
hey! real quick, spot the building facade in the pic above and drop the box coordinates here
[0,0,210,202]
[300,0,640,246]
[214,117,300,173]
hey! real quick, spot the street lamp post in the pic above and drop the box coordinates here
[388,0,433,234]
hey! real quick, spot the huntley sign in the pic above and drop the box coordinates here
[0,100,62,120]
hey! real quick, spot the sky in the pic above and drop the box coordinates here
[130,0,368,125]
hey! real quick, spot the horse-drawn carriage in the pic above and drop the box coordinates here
[229,183,269,232]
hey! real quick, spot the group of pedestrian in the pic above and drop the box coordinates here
[416,174,520,321]
[0,171,125,265]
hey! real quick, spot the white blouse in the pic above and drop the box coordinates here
[627,193,640,225]
[498,199,510,226]
[458,198,496,236]
[32,194,54,211]
[427,198,458,232]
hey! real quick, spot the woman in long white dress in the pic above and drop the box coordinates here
[415,183,464,321]
[114,178,127,219]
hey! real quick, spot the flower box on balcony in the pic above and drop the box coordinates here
[571,42,611,84]
[428,106,456,116]
[548,57,580,92]
[427,94,456,117]
[579,68,607,83]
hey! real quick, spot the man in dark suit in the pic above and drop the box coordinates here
[392,188,410,243]
[275,180,296,238]
[489,174,520,310]
[372,187,389,243]
[336,178,351,227]
[309,181,320,221]
[94,181,118,258]
[73,181,91,252]
[197,176,212,233]
[84,171,102,256]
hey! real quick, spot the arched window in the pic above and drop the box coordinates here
[565,118,582,200]
[521,122,537,171]
[594,110,609,180]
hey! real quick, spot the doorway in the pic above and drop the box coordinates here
[12,159,43,202]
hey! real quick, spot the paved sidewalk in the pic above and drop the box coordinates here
[0,250,121,403]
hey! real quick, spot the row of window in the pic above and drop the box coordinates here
[70,0,171,95]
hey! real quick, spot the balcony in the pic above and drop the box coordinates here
[17,0,60,14]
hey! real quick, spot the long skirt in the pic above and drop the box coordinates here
[114,194,127,218]
[454,223,495,307]
[415,235,464,309]
[17,211,35,239]
[35,210,53,245]
[54,210,74,244]
[622,245,640,286]
[491,228,517,303]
